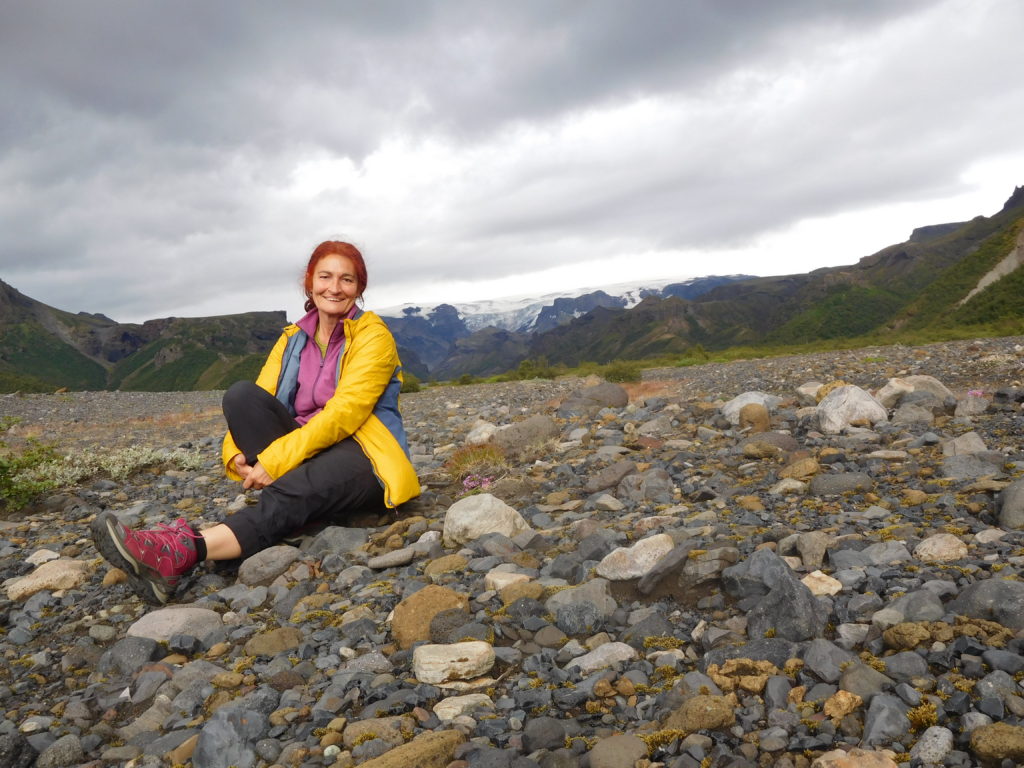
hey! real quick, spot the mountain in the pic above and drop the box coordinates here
[0,280,284,393]
[376,275,753,377]
[526,186,1024,366]
[3,186,1022,392]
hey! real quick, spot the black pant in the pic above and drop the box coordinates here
[221,380,386,558]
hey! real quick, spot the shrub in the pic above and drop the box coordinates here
[401,371,422,393]
[444,443,508,484]
[602,359,644,383]
[1,427,205,512]
[0,426,60,511]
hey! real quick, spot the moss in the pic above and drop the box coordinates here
[643,635,683,650]
[638,729,687,755]
[907,700,938,731]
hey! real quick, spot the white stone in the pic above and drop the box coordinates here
[975,528,1008,545]
[910,725,954,764]
[802,570,843,596]
[566,642,637,674]
[955,396,990,418]
[484,570,530,592]
[835,623,871,650]
[865,450,908,461]
[127,606,224,644]
[433,693,494,721]
[816,385,888,434]
[544,578,617,618]
[795,381,825,406]
[465,420,498,446]
[25,549,60,567]
[769,478,807,496]
[6,559,90,601]
[914,533,968,563]
[595,534,675,580]
[593,494,625,512]
[412,641,496,685]
[942,431,988,456]
[442,494,531,547]
[901,375,955,401]
[721,391,783,426]
[874,378,916,409]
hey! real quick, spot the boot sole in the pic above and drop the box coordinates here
[90,512,172,605]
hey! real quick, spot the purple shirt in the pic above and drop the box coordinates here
[292,307,354,424]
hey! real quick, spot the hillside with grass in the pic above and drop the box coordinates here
[523,186,1024,368]
[0,279,284,393]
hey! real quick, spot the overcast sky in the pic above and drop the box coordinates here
[2,1,1022,324]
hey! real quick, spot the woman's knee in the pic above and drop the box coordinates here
[223,380,262,413]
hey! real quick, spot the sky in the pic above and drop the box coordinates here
[1,0,1023,324]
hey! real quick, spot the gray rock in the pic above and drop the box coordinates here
[722,548,795,599]
[126,606,225,648]
[882,651,930,684]
[839,662,894,705]
[881,589,945,623]
[522,716,567,752]
[0,734,37,768]
[861,693,909,746]
[588,733,649,768]
[583,460,637,494]
[891,403,934,425]
[616,468,674,503]
[809,472,874,495]
[193,708,269,768]
[947,578,1024,629]
[746,576,828,642]
[801,639,855,683]
[545,578,617,620]
[764,676,792,711]
[493,414,560,454]
[999,479,1024,530]
[304,526,369,555]
[36,734,83,768]
[98,636,160,677]
[236,545,301,586]
[942,453,1004,481]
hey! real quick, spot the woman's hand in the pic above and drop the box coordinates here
[242,461,274,490]
[232,453,253,479]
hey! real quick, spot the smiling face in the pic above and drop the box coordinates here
[310,253,359,322]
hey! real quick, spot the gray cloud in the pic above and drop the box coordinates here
[1,0,1022,321]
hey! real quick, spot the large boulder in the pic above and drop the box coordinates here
[816,385,887,433]
[442,494,531,547]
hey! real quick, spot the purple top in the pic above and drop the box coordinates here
[292,307,356,424]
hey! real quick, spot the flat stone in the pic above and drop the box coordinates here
[6,559,90,601]
[412,641,495,684]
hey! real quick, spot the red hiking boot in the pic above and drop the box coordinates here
[91,511,200,605]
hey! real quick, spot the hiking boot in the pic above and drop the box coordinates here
[91,511,200,605]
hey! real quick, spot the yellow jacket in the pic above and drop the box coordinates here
[222,310,420,508]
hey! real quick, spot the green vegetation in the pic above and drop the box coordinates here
[400,371,422,393]
[0,418,205,513]
[0,418,60,510]
[766,284,905,345]
[0,323,107,392]
[899,222,1023,330]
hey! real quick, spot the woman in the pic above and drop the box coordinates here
[91,241,420,604]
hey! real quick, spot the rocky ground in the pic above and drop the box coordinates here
[2,336,1024,768]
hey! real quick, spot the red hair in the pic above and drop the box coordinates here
[302,241,368,312]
